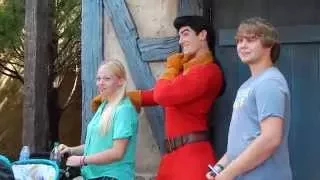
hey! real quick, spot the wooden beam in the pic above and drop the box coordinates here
[138,37,179,62]
[103,1,154,88]
[81,0,104,142]
[103,0,165,153]
[219,25,320,46]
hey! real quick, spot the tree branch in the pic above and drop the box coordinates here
[0,61,24,83]
[6,59,24,68]
[58,13,80,39]
[13,46,24,60]
[61,67,79,111]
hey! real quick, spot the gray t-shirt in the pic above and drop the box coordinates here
[227,67,292,180]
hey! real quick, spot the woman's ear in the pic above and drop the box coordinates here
[118,78,126,86]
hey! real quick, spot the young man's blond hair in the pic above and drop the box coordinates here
[235,17,280,63]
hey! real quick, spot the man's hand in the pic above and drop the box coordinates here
[206,171,215,180]
[166,53,193,71]
[214,172,235,180]
[160,53,192,80]
[91,92,141,113]
[127,90,141,112]
[206,171,235,180]
[206,169,236,180]
[166,53,184,72]
[91,95,103,112]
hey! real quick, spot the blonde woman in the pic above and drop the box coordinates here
[59,60,138,180]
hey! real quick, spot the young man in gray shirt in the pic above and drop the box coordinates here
[206,17,292,180]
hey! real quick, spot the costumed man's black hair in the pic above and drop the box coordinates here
[173,15,226,96]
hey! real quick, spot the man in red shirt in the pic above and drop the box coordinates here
[92,16,225,180]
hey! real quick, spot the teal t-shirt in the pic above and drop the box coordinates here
[82,97,138,180]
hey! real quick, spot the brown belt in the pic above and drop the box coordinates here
[164,131,209,153]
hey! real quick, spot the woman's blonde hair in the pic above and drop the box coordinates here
[98,59,127,135]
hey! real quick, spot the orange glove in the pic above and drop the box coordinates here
[160,53,192,80]
[127,90,142,113]
[91,95,103,112]
[91,91,141,113]
[166,53,184,71]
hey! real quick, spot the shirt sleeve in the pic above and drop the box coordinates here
[255,79,288,122]
[141,89,158,106]
[112,105,136,140]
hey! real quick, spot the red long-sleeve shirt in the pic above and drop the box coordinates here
[140,53,223,180]
[142,61,223,138]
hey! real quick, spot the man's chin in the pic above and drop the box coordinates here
[240,59,249,64]
[183,51,197,58]
[182,49,192,54]
[98,91,106,96]
[241,58,256,64]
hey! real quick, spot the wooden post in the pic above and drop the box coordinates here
[81,0,104,142]
[23,0,51,152]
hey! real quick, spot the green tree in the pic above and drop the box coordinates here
[0,0,81,147]
[48,0,81,145]
[0,0,24,82]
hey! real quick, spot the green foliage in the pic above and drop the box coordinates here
[0,0,81,83]
[0,0,24,49]
[55,0,81,75]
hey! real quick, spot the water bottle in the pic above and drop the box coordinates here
[19,146,30,161]
[50,142,61,164]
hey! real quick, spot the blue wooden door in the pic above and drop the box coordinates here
[207,0,320,179]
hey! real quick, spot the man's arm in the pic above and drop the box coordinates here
[213,78,288,179]
[153,64,222,106]
[206,154,230,179]
[219,116,283,178]
[140,89,158,106]
[214,154,230,168]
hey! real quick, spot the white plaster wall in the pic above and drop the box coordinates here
[104,0,178,175]
[127,0,177,38]
[127,0,178,76]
